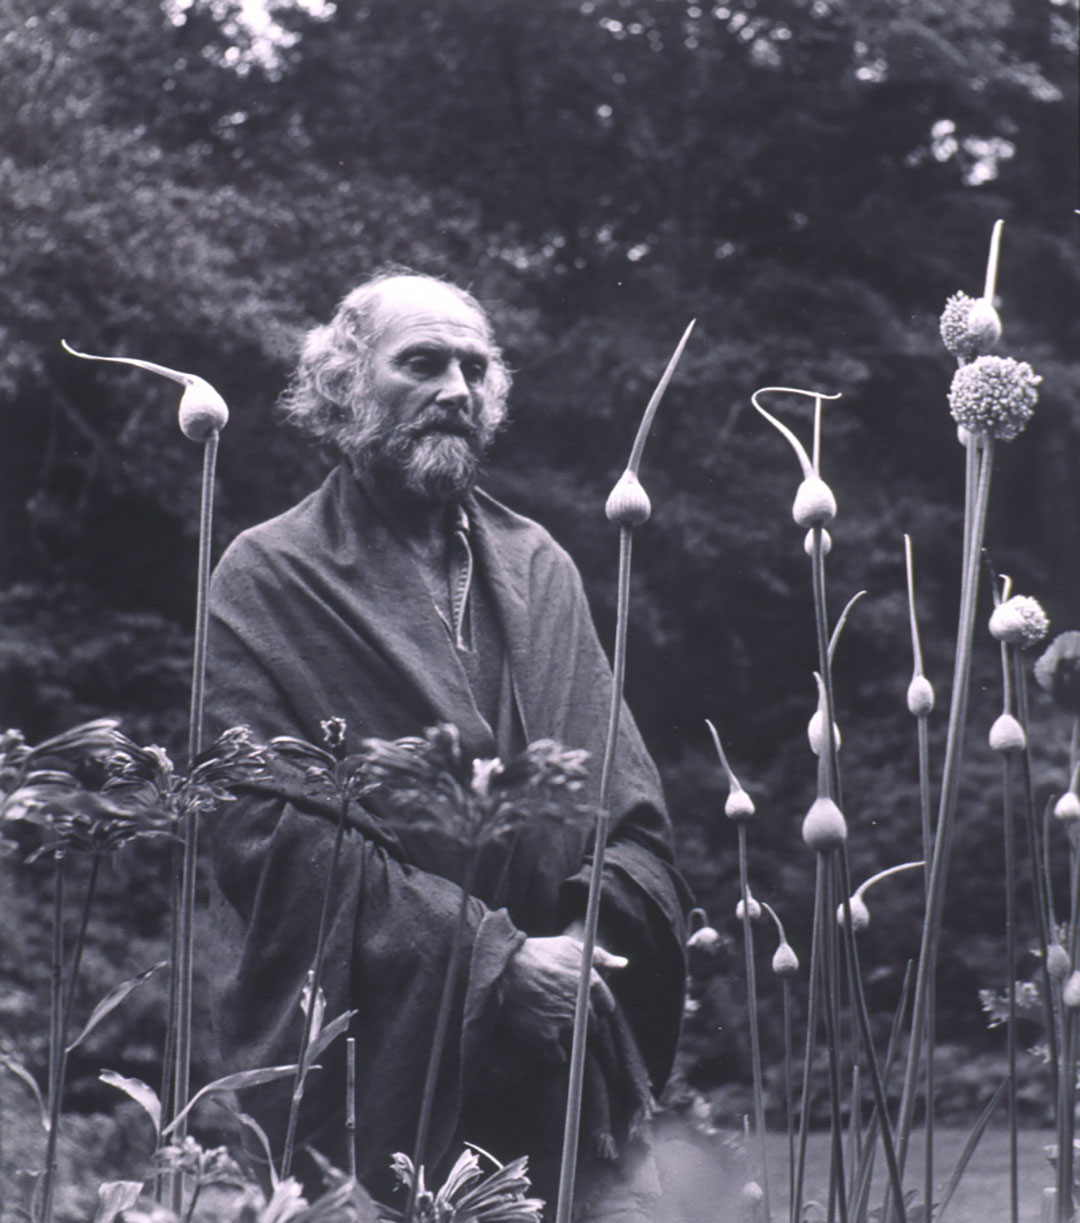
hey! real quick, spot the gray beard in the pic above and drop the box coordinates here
[393,431,482,502]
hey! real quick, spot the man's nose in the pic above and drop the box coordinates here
[434,360,471,407]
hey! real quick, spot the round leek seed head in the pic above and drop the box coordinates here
[178,381,229,441]
[605,469,651,526]
[724,787,756,821]
[1064,971,1080,1009]
[792,475,837,528]
[989,596,1049,649]
[1054,791,1080,822]
[940,292,1002,361]
[837,894,870,931]
[772,941,799,977]
[907,675,935,717]
[735,896,761,922]
[989,712,1026,754]
[804,528,832,557]
[807,710,841,756]
[1047,943,1071,981]
[1034,632,1080,714]
[802,796,847,852]
[948,355,1040,442]
[687,925,721,951]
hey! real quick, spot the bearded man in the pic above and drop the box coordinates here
[204,271,689,1220]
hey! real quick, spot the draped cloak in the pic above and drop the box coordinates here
[203,464,690,1204]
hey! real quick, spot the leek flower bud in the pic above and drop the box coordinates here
[724,788,756,822]
[940,292,1001,362]
[687,925,722,951]
[1034,632,1080,714]
[1054,792,1080,822]
[804,528,832,557]
[178,381,229,441]
[989,596,1049,649]
[948,355,1040,442]
[989,713,1026,754]
[792,475,837,528]
[736,896,761,922]
[1047,943,1071,981]
[802,796,847,852]
[837,893,870,931]
[907,675,935,717]
[605,470,651,526]
[807,710,841,756]
[1065,971,1080,1009]
[772,942,799,977]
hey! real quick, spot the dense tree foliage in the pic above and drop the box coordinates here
[1,0,1077,1104]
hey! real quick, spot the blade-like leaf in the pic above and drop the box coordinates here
[67,961,166,1053]
[303,1010,356,1074]
[0,1054,48,1131]
[99,1071,162,1138]
[92,1180,145,1223]
[161,1064,297,1137]
[937,1079,1007,1221]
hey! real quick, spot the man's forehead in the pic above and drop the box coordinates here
[370,277,491,349]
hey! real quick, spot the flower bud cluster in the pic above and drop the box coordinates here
[939,292,1002,363]
[948,356,1040,442]
[1035,632,1080,715]
[989,596,1049,649]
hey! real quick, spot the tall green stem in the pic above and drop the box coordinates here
[794,857,827,1223]
[554,525,631,1223]
[40,849,65,1223]
[894,437,994,1182]
[171,428,219,1213]
[739,824,771,1220]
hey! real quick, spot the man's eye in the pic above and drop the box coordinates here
[462,360,487,385]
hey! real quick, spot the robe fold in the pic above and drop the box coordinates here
[203,464,690,1204]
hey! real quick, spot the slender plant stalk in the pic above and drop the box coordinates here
[738,823,771,1220]
[820,855,849,1223]
[554,322,692,1223]
[170,428,220,1214]
[1057,837,1080,1220]
[894,436,994,1193]
[346,1037,357,1181]
[404,851,481,1222]
[282,782,356,1181]
[782,978,795,1213]
[554,527,629,1223]
[40,849,66,1223]
[1014,652,1060,1103]
[794,856,828,1223]
[1001,748,1020,1223]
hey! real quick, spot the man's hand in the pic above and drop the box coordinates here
[500,930,628,1061]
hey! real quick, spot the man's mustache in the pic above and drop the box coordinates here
[404,407,480,442]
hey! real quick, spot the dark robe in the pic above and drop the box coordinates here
[203,464,689,1205]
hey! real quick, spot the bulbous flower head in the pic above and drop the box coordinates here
[605,470,651,526]
[178,381,229,441]
[989,712,1026,754]
[837,893,870,931]
[1034,632,1080,714]
[735,896,761,922]
[907,675,935,718]
[1054,791,1080,822]
[804,528,832,557]
[724,787,756,822]
[1065,971,1080,1009]
[948,356,1040,442]
[989,596,1049,649]
[802,796,847,852]
[772,941,799,977]
[939,292,1001,362]
[792,475,837,529]
[1047,943,1071,981]
[687,925,722,951]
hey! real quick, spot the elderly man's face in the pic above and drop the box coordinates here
[352,278,501,502]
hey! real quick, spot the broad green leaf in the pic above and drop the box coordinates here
[99,1071,162,1138]
[67,961,167,1053]
[92,1180,145,1223]
[162,1064,297,1137]
[0,1054,48,1131]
